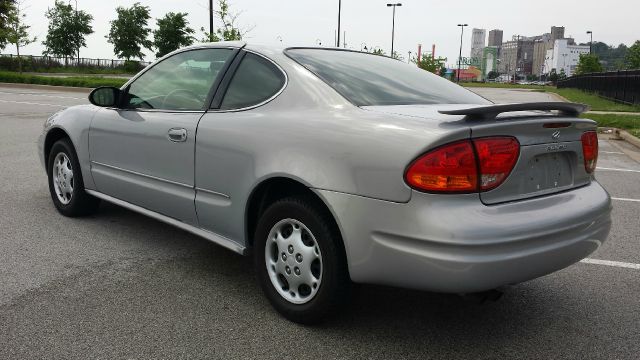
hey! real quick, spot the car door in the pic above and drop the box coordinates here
[89,47,237,225]
[194,51,287,242]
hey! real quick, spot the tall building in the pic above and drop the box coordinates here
[488,29,503,47]
[470,28,486,60]
[551,26,565,41]
[499,36,535,77]
[544,39,590,77]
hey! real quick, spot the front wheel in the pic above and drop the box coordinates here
[254,196,350,324]
[47,139,100,217]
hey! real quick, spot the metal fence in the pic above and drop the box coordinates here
[0,54,151,72]
[557,70,640,106]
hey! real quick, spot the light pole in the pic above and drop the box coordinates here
[408,51,412,63]
[336,0,342,47]
[74,0,79,61]
[456,24,468,83]
[386,3,402,57]
[586,31,593,54]
[513,35,520,83]
[209,0,214,41]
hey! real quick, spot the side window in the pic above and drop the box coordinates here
[220,53,285,110]
[125,48,234,111]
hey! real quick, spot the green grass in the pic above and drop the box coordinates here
[463,82,547,90]
[551,88,640,113]
[0,71,127,88]
[582,113,640,137]
[464,83,640,113]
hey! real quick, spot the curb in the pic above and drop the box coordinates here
[0,82,92,93]
[615,129,640,150]
[547,92,572,103]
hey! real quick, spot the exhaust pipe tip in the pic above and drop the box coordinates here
[460,288,504,304]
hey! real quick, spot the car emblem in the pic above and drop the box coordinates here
[551,130,561,140]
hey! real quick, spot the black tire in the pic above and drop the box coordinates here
[47,138,100,217]
[254,196,351,324]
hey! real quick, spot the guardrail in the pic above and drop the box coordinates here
[0,54,151,73]
[557,70,640,105]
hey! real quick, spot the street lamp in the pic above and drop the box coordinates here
[74,0,79,61]
[586,31,593,54]
[408,50,412,64]
[456,23,468,83]
[386,3,402,57]
[336,0,342,47]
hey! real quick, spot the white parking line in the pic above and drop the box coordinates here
[0,99,66,108]
[0,91,85,100]
[597,167,640,173]
[612,197,640,203]
[580,258,640,270]
[600,151,625,155]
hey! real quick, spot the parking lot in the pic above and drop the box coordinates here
[0,84,638,359]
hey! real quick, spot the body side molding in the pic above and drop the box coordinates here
[85,189,246,255]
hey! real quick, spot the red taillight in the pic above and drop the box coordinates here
[473,137,520,191]
[405,140,478,193]
[405,137,520,193]
[581,131,598,174]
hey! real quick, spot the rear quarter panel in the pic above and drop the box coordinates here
[195,50,470,244]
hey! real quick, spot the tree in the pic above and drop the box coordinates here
[5,1,36,73]
[371,48,386,56]
[548,69,558,84]
[42,0,93,60]
[200,0,252,42]
[558,68,567,80]
[575,54,603,75]
[0,0,16,49]
[414,54,446,75]
[626,41,640,69]
[107,2,152,60]
[153,12,194,58]
[391,51,404,61]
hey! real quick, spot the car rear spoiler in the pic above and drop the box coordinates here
[438,102,590,120]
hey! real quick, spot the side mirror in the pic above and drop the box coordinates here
[88,86,121,107]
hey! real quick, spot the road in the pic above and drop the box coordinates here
[1,85,639,359]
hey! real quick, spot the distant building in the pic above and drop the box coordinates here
[470,28,486,60]
[488,29,503,47]
[544,39,590,77]
[499,36,535,77]
[551,26,565,41]
[481,47,499,79]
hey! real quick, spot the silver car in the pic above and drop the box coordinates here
[38,42,612,323]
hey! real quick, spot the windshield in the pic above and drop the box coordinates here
[286,48,490,107]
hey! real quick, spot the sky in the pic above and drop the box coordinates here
[5,0,638,67]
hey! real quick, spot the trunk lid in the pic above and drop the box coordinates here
[363,103,596,204]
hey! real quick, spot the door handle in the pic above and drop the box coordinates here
[168,128,187,142]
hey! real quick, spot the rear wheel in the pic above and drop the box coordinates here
[47,139,100,217]
[254,196,350,324]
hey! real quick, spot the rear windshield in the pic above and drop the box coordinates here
[286,49,490,107]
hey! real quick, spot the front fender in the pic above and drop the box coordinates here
[40,105,100,190]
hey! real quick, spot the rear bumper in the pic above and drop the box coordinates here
[315,181,612,293]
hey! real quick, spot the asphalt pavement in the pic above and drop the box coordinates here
[1,85,639,359]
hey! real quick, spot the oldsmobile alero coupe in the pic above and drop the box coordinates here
[39,42,612,323]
